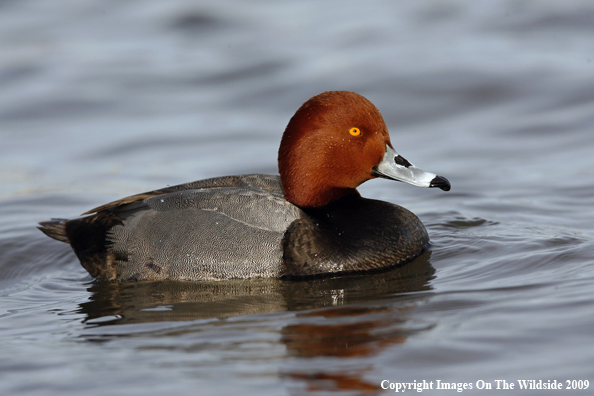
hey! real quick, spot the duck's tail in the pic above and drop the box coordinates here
[38,219,70,244]
[38,213,123,280]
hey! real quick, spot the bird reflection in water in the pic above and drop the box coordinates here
[78,252,435,394]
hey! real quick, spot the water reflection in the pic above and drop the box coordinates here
[280,277,435,394]
[286,371,382,395]
[281,304,414,394]
[77,253,434,394]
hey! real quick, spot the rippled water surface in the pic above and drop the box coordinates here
[2,1,594,395]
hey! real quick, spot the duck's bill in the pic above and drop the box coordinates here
[372,144,451,191]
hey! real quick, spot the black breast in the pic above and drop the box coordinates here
[280,195,429,277]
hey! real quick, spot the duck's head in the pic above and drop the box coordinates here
[278,91,450,208]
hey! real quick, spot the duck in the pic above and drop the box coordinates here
[39,91,450,281]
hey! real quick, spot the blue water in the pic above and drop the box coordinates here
[1,1,593,395]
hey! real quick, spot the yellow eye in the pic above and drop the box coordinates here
[349,127,361,136]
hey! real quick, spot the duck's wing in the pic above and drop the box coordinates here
[81,174,283,215]
[57,179,298,281]
[105,184,301,281]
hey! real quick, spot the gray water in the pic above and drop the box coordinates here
[1,1,593,395]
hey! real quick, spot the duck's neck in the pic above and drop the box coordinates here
[280,176,360,208]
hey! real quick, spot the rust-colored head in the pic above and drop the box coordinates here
[278,91,451,208]
[278,91,392,207]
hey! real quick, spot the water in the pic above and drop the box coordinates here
[1,1,593,395]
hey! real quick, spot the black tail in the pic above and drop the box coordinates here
[38,213,124,280]
[38,219,70,244]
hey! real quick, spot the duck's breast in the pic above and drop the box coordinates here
[280,195,430,277]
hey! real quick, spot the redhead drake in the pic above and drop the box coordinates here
[39,91,450,281]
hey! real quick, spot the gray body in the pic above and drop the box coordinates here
[111,177,301,280]
[39,174,429,281]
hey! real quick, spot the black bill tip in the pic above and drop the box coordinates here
[430,175,451,191]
